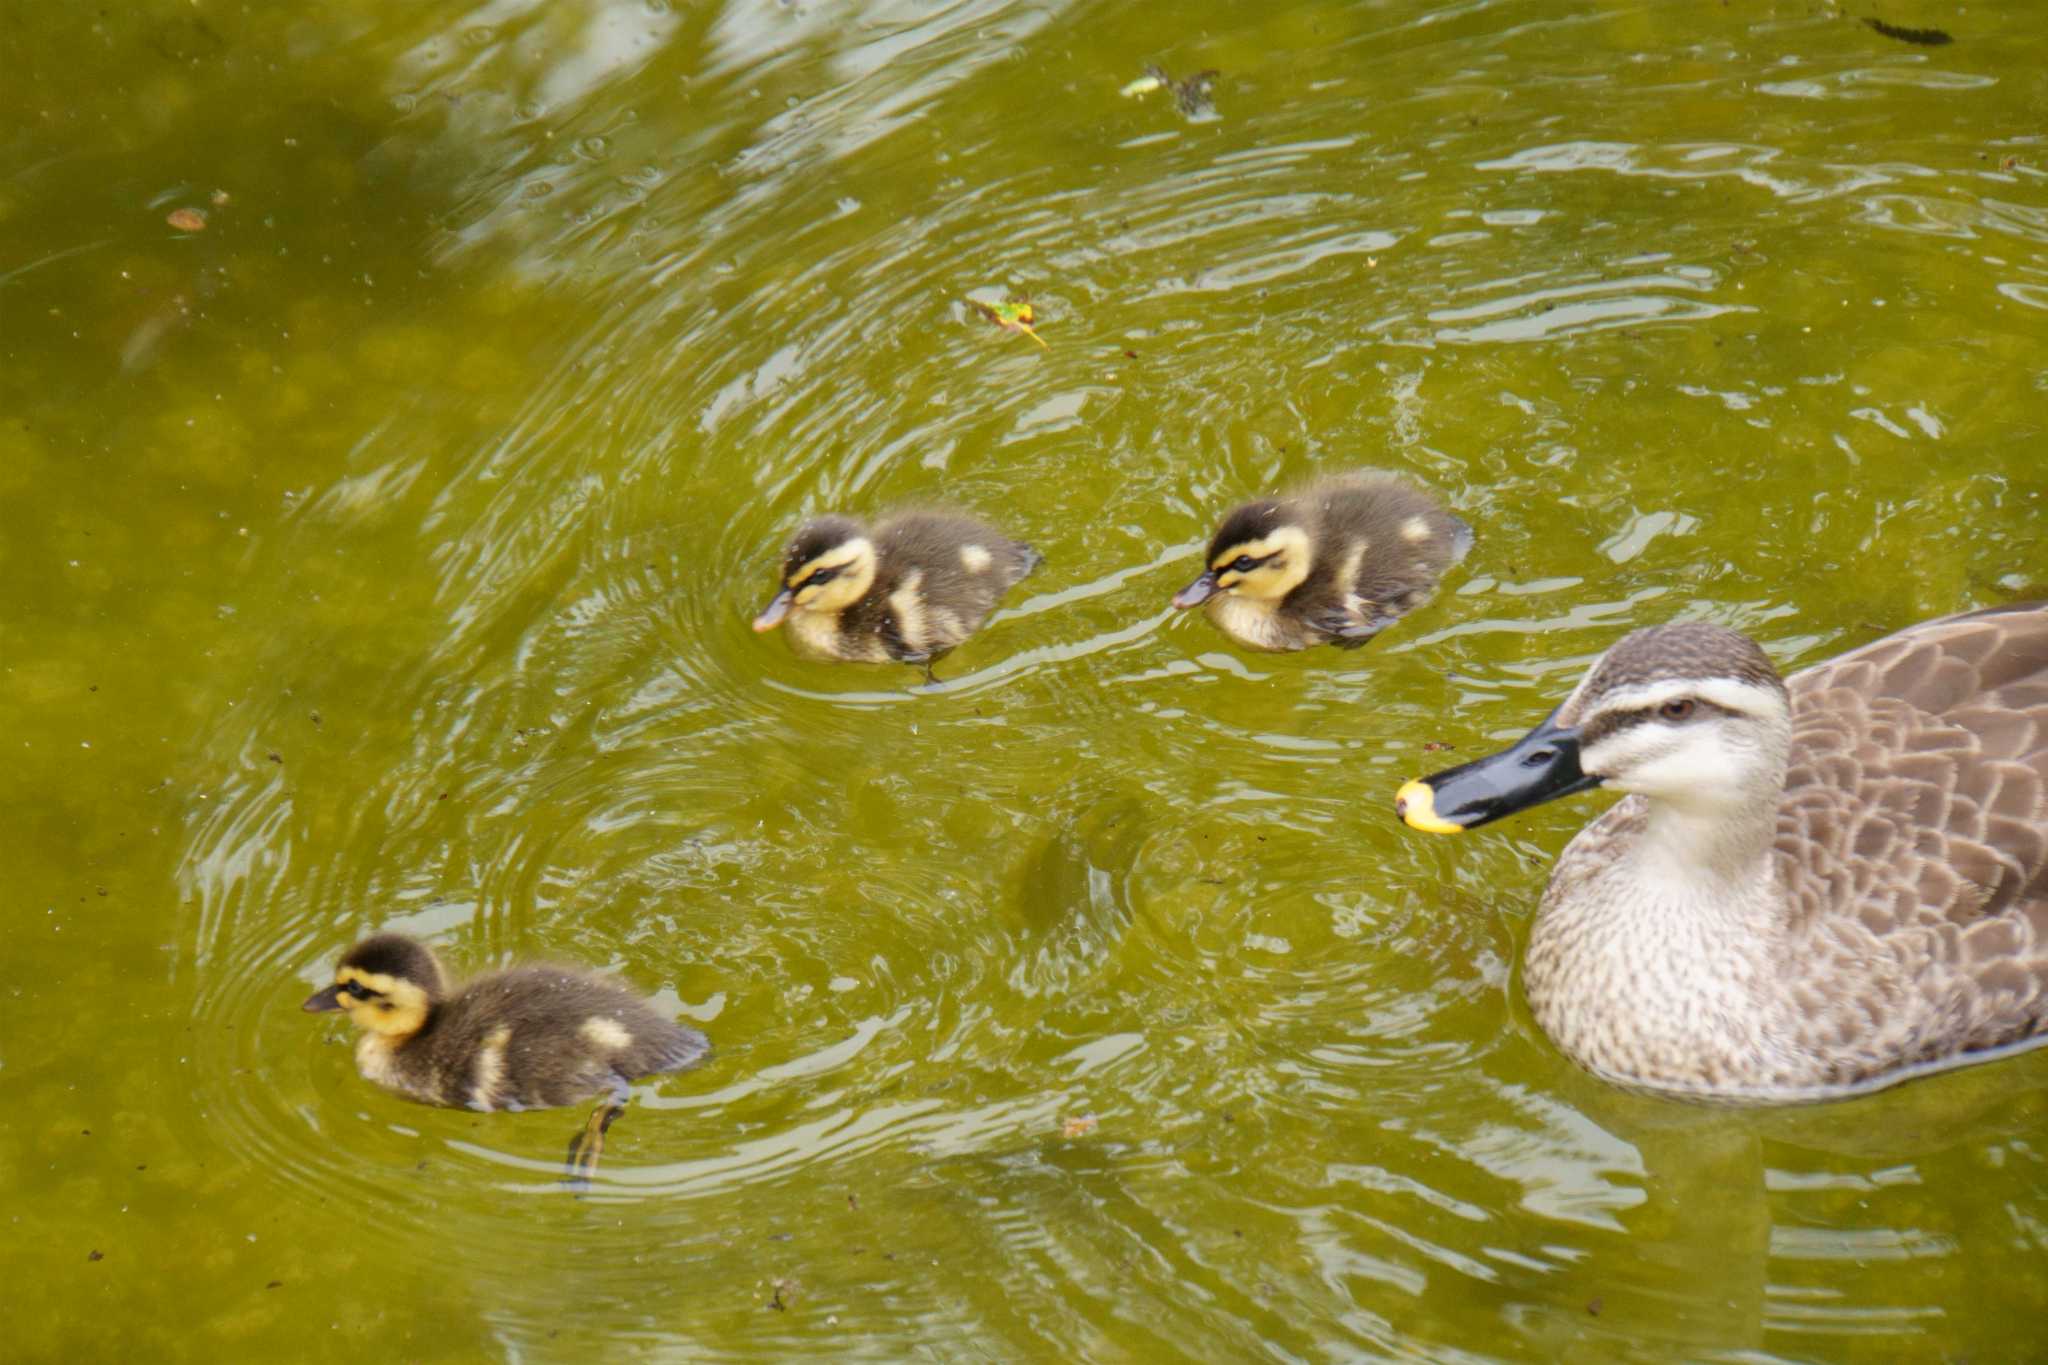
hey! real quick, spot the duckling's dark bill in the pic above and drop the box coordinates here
[1172,571,1219,609]
[302,984,346,1012]
[1396,710,1600,833]
[752,589,793,631]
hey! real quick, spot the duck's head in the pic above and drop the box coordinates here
[1172,500,1313,609]
[1397,622,1793,833]
[753,516,878,631]
[302,932,447,1038]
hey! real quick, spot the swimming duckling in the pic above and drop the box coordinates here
[1172,472,1471,651]
[303,932,708,1180]
[1396,603,2048,1101]
[752,510,1042,678]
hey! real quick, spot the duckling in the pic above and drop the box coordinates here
[752,509,1042,678]
[303,932,708,1181]
[1172,472,1471,651]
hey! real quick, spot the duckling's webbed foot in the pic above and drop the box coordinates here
[562,1086,630,1191]
[1312,610,1387,648]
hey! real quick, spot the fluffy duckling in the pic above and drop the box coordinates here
[303,932,708,1180]
[1172,472,1471,651]
[752,510,1042,678]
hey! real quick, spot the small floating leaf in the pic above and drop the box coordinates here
[1061,1114,1099,1138]
[969,296,1048,349]
[166,207,207,232]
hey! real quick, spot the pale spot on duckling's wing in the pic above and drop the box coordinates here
[1332,539,1367,594]
[469,1025,513,1111]
[960,543,993,573]
[1400,515,1433,543]
[887,568,931,655]
[579,1016,634,1050]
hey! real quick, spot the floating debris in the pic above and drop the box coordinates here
[166,207,207,232]
[1862,17,1952,46]
[1123,64,1220,119]
[1061,1113,1099,1138]
[1122,63,1212,118]
[968,296,1048,349]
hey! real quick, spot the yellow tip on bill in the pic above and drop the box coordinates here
[1395,779,1463,835]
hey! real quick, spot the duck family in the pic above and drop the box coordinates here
[304,461,2048,1170]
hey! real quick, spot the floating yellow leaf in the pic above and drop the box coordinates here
[1061,1113,1098,1138]
[166,207,207,232]
[969,296,1048,349]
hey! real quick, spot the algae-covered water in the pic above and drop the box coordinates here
[5,1,2047,1359]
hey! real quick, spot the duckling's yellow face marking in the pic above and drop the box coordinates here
[1207,524,1312,602]
[579,1016,634,1050]
[786,537,877,615]
[330,966,432,1039]
[960,544,993,573]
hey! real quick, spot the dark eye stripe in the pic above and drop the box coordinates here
[1582,699,1725,746]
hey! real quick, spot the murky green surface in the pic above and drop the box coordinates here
[6,0,2048,1358]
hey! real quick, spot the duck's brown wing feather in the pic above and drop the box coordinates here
[1775,604,2048,1058]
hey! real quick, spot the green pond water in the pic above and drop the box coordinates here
[6,0,2048,1359]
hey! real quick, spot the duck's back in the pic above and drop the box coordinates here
[1773,603,2048,1071]
[396,966,709,1111]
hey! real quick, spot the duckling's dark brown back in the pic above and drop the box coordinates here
[408,965,709,1111]
[1310,473,1470,613]
[872,510,1040,639]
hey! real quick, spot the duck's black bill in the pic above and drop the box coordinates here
[1395,709,1600,833]
[751,588,793,632]
[301,984,346,1013]
[1172,571,1218,609]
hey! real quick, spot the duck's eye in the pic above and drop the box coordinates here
[1230,555,1259,574]
[1659,699,1697,721]
[806,566,838,587]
